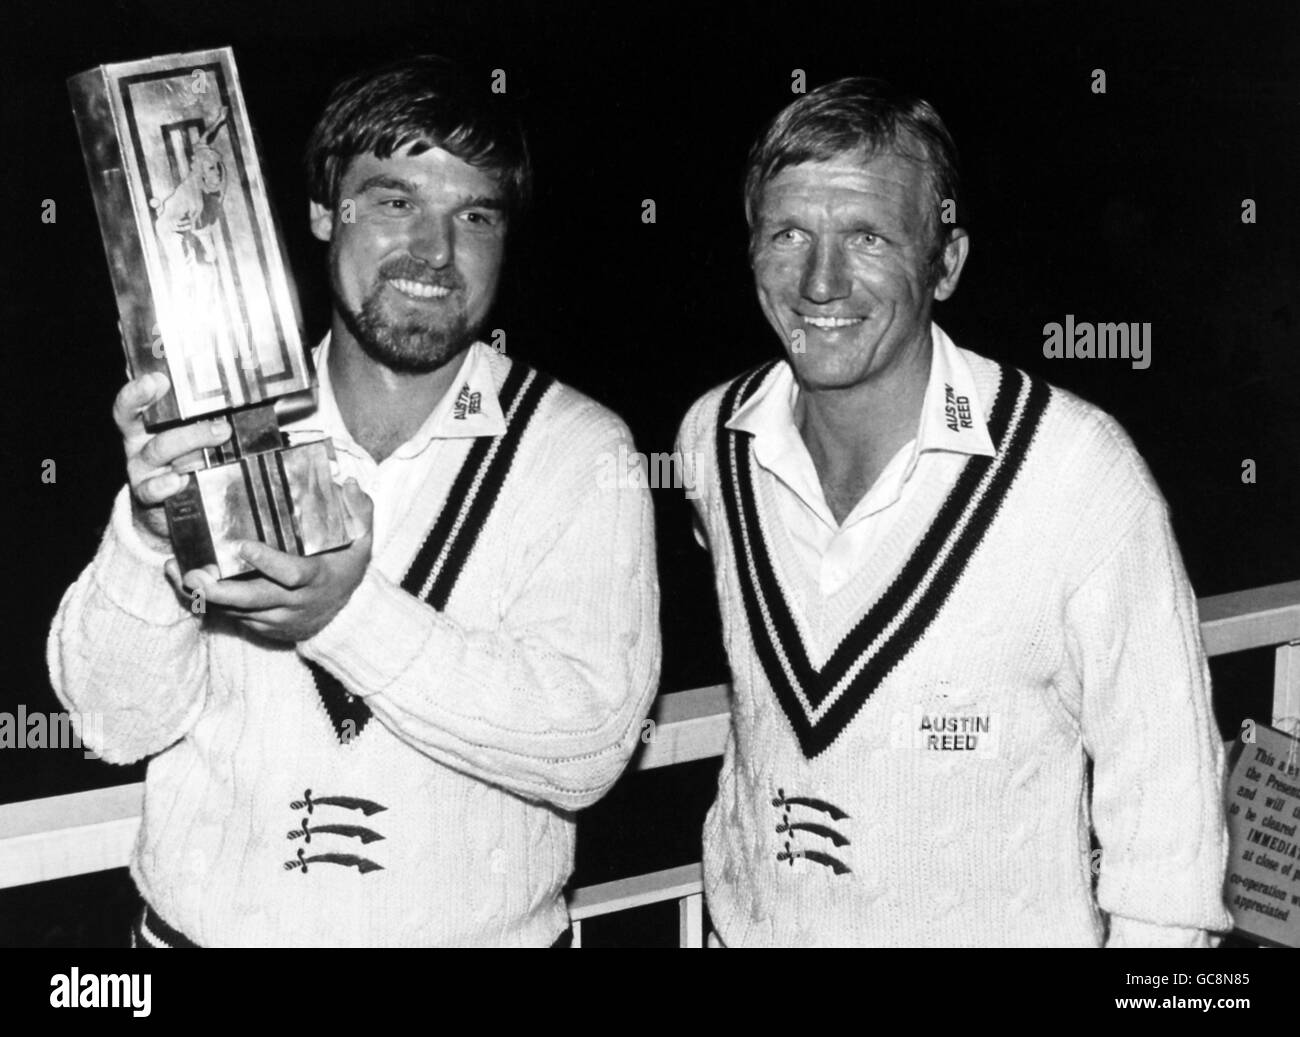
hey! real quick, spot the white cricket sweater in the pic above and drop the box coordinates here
[47,344,661,946]
[678,344,1234,947]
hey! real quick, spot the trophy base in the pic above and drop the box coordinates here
[165,438,354,578]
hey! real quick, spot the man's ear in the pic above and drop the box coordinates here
[309,201,334,243]
[932,227,970,302]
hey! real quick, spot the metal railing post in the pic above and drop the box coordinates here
[678,892,703,948]
[1272,641,1300,736]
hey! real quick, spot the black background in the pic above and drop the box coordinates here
[1,0,1298,946]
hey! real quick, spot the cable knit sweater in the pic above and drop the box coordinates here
[47,343,661,947]
[678,343,1233,947]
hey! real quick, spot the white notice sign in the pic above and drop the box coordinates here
[1224,724,1300,947]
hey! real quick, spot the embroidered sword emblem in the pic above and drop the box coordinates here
[775,821,850,847]
[287,817,385,845]
[283,847,384,875]
[290,789,388,817]
[772,787,852,874]
[776,848,852,875]
[771,789,850,821]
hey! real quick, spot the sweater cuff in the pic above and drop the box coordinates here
[298,568,431,696]
[94,487,191,625]
[1106,917,1216,948]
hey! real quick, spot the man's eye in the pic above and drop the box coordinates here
[460,211,497,227]
[379,197,412,211]
[853,232,882,247]
[772,229,803,245]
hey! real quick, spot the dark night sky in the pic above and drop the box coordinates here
[1,0,1298,944]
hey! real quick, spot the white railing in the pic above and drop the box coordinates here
[3,580,1299,947]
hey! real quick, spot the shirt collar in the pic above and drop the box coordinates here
[913,322,996,463]
[309,334,507,462]
[726,321,996,465]
[723,323,996,526]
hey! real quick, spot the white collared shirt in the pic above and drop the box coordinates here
[723,323,995,596]
[281,335,505,555]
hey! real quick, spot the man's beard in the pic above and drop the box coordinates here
[335,258,479,374]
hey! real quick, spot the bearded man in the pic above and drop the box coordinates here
[49,55,661,947]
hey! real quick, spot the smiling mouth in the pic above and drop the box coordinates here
[801,315,865,330]
[388,278,453,300]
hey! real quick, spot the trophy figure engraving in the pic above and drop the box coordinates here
[152,106,229,370]
[69,48,354,577]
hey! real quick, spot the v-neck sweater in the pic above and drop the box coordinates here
[677,345,1233,947]
[47,350,662,947]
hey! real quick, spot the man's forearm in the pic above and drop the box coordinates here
[299,483,662,811]
[1071,496,1235,939]
[46,487,209,763]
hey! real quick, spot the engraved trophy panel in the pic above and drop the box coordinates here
[71,47,310,424]
[71,48,354,577]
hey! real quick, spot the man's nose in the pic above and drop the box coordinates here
[408,212,453,268]
[801,240,851,303]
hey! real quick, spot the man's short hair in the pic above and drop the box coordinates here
[305,55,532,216]
[743,77,962,266]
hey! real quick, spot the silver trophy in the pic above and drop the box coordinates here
[70,47,355,577]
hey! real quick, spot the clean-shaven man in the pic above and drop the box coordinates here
[677,77,1231,946]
